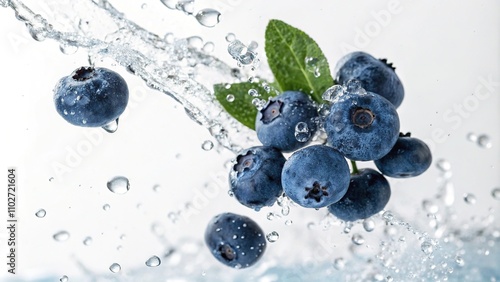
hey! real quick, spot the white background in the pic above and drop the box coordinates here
[0,0,499,281]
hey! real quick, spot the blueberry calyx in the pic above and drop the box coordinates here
[378,58,396,71]
[219,244,236,261]
[72,66,96,81]
[399,132,411,137]
[304,181,329,203]
[234,151,255,175]
[352,108,375,128]
[260,100,283,124]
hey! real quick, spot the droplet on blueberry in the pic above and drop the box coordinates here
[260,100,283,124]
[352,108,375,128]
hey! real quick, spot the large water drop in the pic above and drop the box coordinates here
[109,263,121,273]
[195,9,221,27]
[35,209,46,218]
[53,231,70,242]
[266,231,279,243]
[107,176,130,195]
[145,255,161,267]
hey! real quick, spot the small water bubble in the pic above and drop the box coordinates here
[363,219,375,232]
[248,88,259,97]
[281,205,290,216]
[294,122,311,142]
[333,257,345,270]
[322,85,344,102]
[466,132,478,142]
[201,140,214,151]
[195,9,221,27]
[107,176,130,195]
[251,98,266,110]
[152,184,161,192]
[102,204,111,211]
[187,36,203,49]
[477,134,492,148]
[164,32,175,43]
[161,0,177,9]
[455,255,464,267]
[226,94,235,102]
[35,209,46,218]
[225,33,236,42]
[491,187,500,200]
[436,159,452,172]
[82,119,87,125]
[266,231,279,242]
[109,263,121,273]
[145,255,161,267]
[59,275,68,282]
[83,236,93,246]
[422,199,439,214]
[421,241,433,255]
[59,43,78,55]
[351,234,365,245]
[266,212,276,221]
[176,0,194,14]
[141,3,147,9]
[53,231,70,242]
[202,42,215,53]
[463,193,476,205]
[383,211,394,222]
[285,219,293,226]
[102,118,119,133]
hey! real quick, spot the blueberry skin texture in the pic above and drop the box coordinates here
[229,146,286,211]
[54,66,129,127]
[281,145,350,208]
[256,91,319,152]
[327,168,391,222]
[335,51,404,108]
[325,91,400,161]
[204,213,266,269]
[374,136,432,178]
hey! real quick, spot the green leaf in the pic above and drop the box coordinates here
[265,19,334,103]
[214,82,277,130]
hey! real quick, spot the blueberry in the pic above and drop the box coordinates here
[374,133,432,178]
[325,90,400,161]
[327,168,391,222]
[229,146,286,211]
[204,212,266,268]
[335,51,404,108]
[54,66,129,127]
[281,145,350,208]
[256,91,319,152]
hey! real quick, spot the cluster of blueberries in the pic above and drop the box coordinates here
[52,52,432,270]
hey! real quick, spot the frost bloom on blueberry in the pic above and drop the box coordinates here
[229,146,286,211]
[204,213,266,268]
[256,91,319,152]
[325,89,400,161]
[335,51,404,108]
[374,133,432,178]
[328,168,391,222]
[281,145,350,208]
[53,66,129,127]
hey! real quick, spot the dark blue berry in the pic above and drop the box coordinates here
[374,133,432,178]
[325,91,400,161]
[256,91,319,152]
[204,213,266,268]
[54,66,129,127]
[229,146,286,211]
[335,51,404,108]
[281,145,350,208]
[327,168,391,222]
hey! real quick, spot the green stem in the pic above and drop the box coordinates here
[350,160,359,174]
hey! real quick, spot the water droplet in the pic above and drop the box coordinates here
[82,119,87,125]
[383,211,394,222]
[35,209,46,218]
[176,0,194,14]
[477,134,492,148]
[225,33,236,42]
[53,231,70,242]
[455,255,464,267]
[187,36,203,49]
[285,219,293,226]
[248,88,259,97]
[251,98,266,110]
[363,219,375,232]
[491,187,500,200]
[102,118,119,133]
[59,275,68,282]
[351,234,365,245]
[49,177,55,182]
[463,193,476,205]
[294,122,311,142]
[107,176,130,195]
[202,42,215,53]
[83,236,93,246]
[266,231,279,242]
[103,204,111,211]
[421,241,433,255]
[160,0,177,9]
[228,39,257,66]
[281,205,290,216]
[322,85,344,102]
[195,9,221,27]
[436,159,451,172]
[305,57,320,75]
[226,94,235,102]
[141,3,147,9]
[422,199,439,214]
[109,263,121,273]
[59,43,78,55]
[164,32,175,43]
[466,132,478,142]
[333,257,345,270]
[266,212,276,220]
[201,140,214,151]
[153,184,161,192]
[145,255,161,267]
